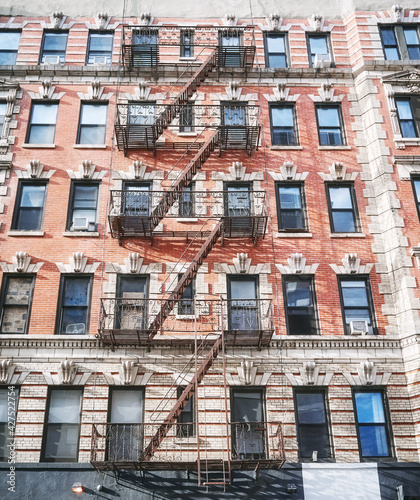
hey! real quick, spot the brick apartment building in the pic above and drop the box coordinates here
[0,2,420,499]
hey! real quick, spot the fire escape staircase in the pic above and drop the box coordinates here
[141,335,223,462]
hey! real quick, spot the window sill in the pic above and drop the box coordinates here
[63,231,99,237]
[179,57,196,61]
[8,230,44,236]
[177,132,199,137]
[73,144,107,149]
[22,143,55,149]
[176,218,198,222]
[330,233,365,238]
[318,145,351,150]
[276,232,312,238]
[395,137,420,149]
[175,314,196,320]
[270,145,303,150]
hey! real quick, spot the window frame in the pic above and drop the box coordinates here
[337,275,378,336]
[39,30,68,64]
[0,386,20,462]
[40,387,83,463]
[325,182,361,233]
[264,32,288,68]
[0,30,21,65]
[352,387,395,462]
[294,388,334,462]
[275,181,308,232]
[180,30,194,58]
[86,31,114,65]
[178,274,195,316]
[179,104,194,133]
[315,104,346,146]
[55,274,93,335]
[66,180,100,232]
[11,180,48,231]
[411,175,420,220]
[269,104,299,146]
[380,24,420,60]
[0,274,35,335]
[282,275,319,335]
[176,386,195,438]
[76,101,108,145]
[26,101,59,145]
[306,33,332,67]
[178,182,195,217]
[395,96,419,138]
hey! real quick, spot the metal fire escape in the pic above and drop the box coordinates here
[93,25,283,480]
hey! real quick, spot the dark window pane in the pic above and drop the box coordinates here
[332,211,355,232]
[355,393,385,423]
[298,426,330,458]
[401,121,417,138]
[381,27,397,45]
[341,281,369,307]
[43,33,68,51]
[359,426,389,457]
[63,278,89,306]
[286,281,312,307]
[296,393,326,423]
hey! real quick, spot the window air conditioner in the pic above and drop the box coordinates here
[72,217,89,231]
[93,56,108,65]
[43,55,61,65]
[314,53,332,69]
[66,323,86,334]
[349,320,369,335]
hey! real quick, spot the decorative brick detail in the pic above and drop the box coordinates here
[0,252,44,273]
[56,252,100,274]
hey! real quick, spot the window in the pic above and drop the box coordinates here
[294,390,332,460]
[270,105,298,146]
[180,30,194,58]
[264,33,288,68]
[178,275,195,315]
[412,176,420,218]
[316,105,345,146]
[41,388,82,462]
[0,275,35,334]
[380,25,420,60]
[67,182,99,232]
[26,102,58,144]
[307,34,331,67]
[56,275,92,335]
[40,31,68,64]
[12,181,47,231]
[132,29,158,66]
[177,387,195,438]
[231,389,266,459]
[0,101,6,133]
[77,103,108,144]
[338,277,377,335]
[179,183,195,217]
[326,183,360,233]
[179,105,194,133]
[225,182,253,233]
[128,102,156,125]
[0,31,21,65]
[86,32,113,65]
[107,388,144,461]
[395,97,419,138]
[283,276,318,335]
[227,276,258,331]
[276,183,307,231]
[0,387,19,461]
[353,389,393,460]
[116,275,148,330]
[219,30,242,67]
[123,182,151,216]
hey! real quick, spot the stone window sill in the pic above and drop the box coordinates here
[330,233,365,238]
[179,57,196,61]
[276,232,312,238]
[73,144,107,149]
[8,230,44,236]
[177,132,198,137]
[176,218,198,222]
[63,231,99,237]
[270,145,303,150]
[22,143,55,149]
[318,145,351,150]
[395,137,420,149]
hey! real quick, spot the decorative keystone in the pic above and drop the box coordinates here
[359,361,375,385]
[59,360,76,384]
[343,253,359,274]
[332,162,344,180]
[129,253,141,273]
[131,160,146,179]
[233,161,243,180]
[71,252,86,273]
[238,360,256,385]
[224,13,236,26]
[238,253,248,273]
[392,5,404,22]
[15,251,29,272]
[28,159,43,178]
[90,80,102,100]
[304,361,316,385]
[40,79,53,99]
[120,360,138,385]
[80,160,94,179]
[284,161,294,180]
[140,12,152,25]
[0,359,13,385]
[311,13,323,31]
[269,13,281,30]
[96,12,109,30]
[52,11,64,29]
[228,81,240,100]
[138,80,149,100]
[288,253,305,274]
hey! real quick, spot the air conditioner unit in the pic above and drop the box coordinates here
[43,55,61,65]
[66,323,86,334]
[72,217,89,231]
[314,53,332,69]
[350,320,369,335]
[93,56,108,65]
